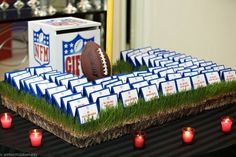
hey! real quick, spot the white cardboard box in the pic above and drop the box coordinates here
[28,17,101,77]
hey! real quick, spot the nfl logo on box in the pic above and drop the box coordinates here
[63,34,94,76]
[33,29,50,65]
[28,17,101,77]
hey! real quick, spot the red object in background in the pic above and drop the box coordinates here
[133,131,145,149]
[221,116,233,133]
[29,129,43,147]
[0,113,12,129]
[0,23,12,60]
[182,127,195,144]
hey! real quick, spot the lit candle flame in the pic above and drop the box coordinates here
[32,129,40,137]
[4,113,8,120]
[185,131,191,136]
[138,135,143,140]
[225,118,229,123]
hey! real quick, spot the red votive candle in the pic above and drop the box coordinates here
[133,131,145,149]
[182,127,195,144]
[29,129,43,147]
[221,116,233,133]
[0,113,12,129]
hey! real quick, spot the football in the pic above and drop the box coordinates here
[81,42,111,81]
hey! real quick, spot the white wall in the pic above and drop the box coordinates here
[131,0,236,68]
[112,0,127,63]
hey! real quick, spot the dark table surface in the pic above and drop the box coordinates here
[1,100,236,157]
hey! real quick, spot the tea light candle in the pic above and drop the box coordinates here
[133,131,145,149]
[0,113,12,129]
[221,116,233,133]
[29,129,43,147]
[182,127,195,144]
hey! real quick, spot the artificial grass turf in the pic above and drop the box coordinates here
[1,79,236,136]
[1,61,236,136]
[112,60,147,74]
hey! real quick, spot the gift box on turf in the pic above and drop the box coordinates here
[28,17,101,77]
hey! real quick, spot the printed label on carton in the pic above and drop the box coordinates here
[90,88,110,102]
[102,79,119,88]
[74,82,93,94]
[120,89,139,107]
[117,74,134,83]
[131,81,149,92]
[133,71,147,76]
[98,95,118,111]
[160,81,177,96]
[141,84,159,102]
[105,80,123,90]
[223,71,236,81]
[68,97,90,117]
[53,90,73,108]
[191,74,207,89]
[144,74,159,81]
[46,86,67,100]
[84,84,103,97]
[205,72,221,84]
[167,73,182,81]
[60,76,78,87]
[176,77,192,92]
[213,65,225,71]
[153,67,168,74]
[149,77,166,90]
[179,61,193,68]
[127,76,144,84]
[69,77,88,90]
[77,104,99,124]
[37,82,57,96]
[138,72,152,77]
[158,68,175,78]
[61,93,82,112]
[94,76,112,84]
[112,83,131,95]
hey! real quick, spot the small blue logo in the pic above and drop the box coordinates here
[63,34,94,76]
[33,29,50,65]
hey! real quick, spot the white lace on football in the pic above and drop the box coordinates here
[97,48,108,75]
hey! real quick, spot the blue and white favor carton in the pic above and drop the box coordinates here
[28,17,101,77]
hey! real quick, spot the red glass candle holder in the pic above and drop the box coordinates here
[0,113,12,129]
[133,131,145,149]
[221,116,233,133]
[29,129,43,147]
[182,127,195,144]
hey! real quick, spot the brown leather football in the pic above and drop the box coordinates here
[81,42,111,81]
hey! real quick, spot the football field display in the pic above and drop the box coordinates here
[1,46,236,148]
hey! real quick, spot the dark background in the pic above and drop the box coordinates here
[1,98,236,157]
